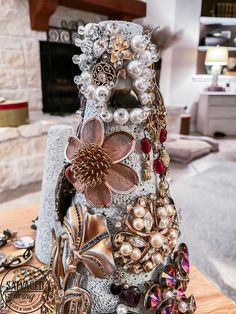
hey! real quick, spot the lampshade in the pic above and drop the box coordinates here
[205,46,228,66]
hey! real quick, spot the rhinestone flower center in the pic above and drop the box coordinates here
[72,144,111,187]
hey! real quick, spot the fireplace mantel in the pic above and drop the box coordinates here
[29,0,146,31]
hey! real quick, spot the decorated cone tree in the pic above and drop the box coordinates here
[50,21,196,314]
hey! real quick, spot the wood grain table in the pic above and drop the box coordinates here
[0,206,236,314]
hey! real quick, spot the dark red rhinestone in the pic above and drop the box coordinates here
[160,129,167,143]
[119,286,141,307]
[153,159,166,175]
[141,138,152,154]
[110,283,122,295]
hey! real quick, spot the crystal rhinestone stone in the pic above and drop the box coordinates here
[160,265,177,288]
[160,129,167,143]
[140,138,152,154]
[145,285,162,310]
[119,286,141,307]
[180,254,190,275]
[153,159,166,175]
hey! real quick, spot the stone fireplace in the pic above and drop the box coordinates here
[0,0,105,192]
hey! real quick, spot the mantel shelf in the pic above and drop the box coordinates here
[29,0,146,31]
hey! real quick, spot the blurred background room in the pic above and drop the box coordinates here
[0,0,236,312]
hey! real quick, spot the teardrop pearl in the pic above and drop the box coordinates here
[166,204,175,216]
[152,252,163,265]
[178,301,188,313]
[157,207,168,218]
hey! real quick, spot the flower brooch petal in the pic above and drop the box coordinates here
[65,117,139,208]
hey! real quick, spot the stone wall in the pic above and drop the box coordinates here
[0,0,105,112]
[0,115,78,192]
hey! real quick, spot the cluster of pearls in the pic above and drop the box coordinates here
[100,107,149,125]
[114,196,180,274]
[73,21,160,116]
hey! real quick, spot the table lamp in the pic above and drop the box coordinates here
[205,46,228,91]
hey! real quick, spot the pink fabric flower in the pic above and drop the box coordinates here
[65,117,139,208]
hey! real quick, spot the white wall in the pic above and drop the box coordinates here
[143,0,207,115]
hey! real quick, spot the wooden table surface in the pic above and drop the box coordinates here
[0,206,236,314]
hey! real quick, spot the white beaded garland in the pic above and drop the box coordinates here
[113,108,129,125]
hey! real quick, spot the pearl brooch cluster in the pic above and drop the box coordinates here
[73,21,160,119]
[113,195,180,274]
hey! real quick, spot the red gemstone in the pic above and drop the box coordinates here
[160,129,167,143]
[153,159,166,175]
[141,138,152,154]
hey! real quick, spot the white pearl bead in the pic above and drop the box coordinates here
[100,110,113,123]
[133,205,146,218]
[120,242,133,256]
[178,301,188,313]
[80,71,92,84]
[140,50,153,66]
[95,86,110,102]
[157,207,168,218]
[166,204,175,216]
[130,248,142,260]
[83,85,96,100]
[144,260,154,271]
[131,35,148,52]
[134,77,148,92]
[132,218,144,231]
[113,108,129,125]
[127,60,143,78]
[116,304,128,314]
[129,108,143,124]
[151,252,163,265]
[150,232,164,249]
